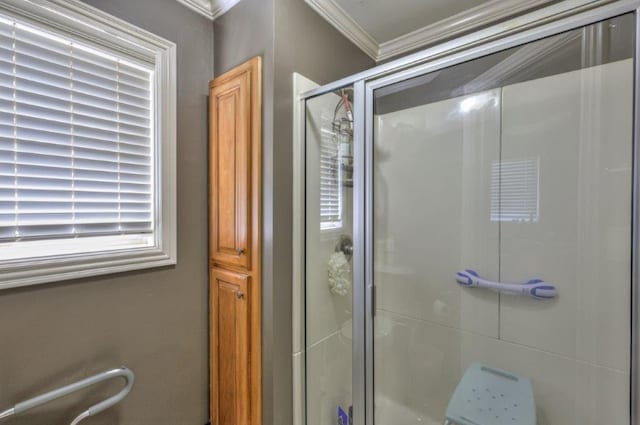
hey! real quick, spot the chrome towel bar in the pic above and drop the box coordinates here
[0,366,134,425]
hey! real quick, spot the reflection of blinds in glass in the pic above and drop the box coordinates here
[0,15,154,242]
[320,113,341,230]
[491,158,539,222]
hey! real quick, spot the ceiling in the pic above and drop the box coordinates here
[333,0,491,43]
[175,0,557,62]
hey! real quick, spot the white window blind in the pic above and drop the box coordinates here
[320,113,342,230]
[0,15,154,242]
[491,157,539,222]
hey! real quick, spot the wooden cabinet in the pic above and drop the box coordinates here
[209,56,261,425]
[210,268,251,425]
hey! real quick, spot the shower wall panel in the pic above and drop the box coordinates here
[499,59,632,372]
[373,58,632,425]
[373,89,501,338]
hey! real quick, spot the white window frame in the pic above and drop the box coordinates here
[0,0,177,290]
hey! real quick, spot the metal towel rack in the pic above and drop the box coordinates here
[0,366,134,425]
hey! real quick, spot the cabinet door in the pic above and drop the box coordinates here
[210,72,252,270]
[210,268,251,425]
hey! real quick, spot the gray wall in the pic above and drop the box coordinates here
[215,1,374,424]
[0,0,213,424]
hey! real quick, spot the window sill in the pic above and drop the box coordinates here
[0,246,176,290]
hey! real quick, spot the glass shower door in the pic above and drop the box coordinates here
[305,86,356,425]
[370,14,634,425]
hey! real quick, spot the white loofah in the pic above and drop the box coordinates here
[328,252,351,296]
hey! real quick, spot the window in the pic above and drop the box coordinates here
[491,157,540,223]
[0,0,176,289]
[320,111,342,230]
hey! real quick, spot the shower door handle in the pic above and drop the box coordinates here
[369,284,376,317]
[455,269,557,300]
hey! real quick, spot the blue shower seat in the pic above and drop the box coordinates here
[445,362,536,425]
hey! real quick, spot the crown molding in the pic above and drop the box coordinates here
[211,0,243,19]
[306,0,557,62]
[176,0,213,19]
[175,0,242,20]
[304,0,378,60]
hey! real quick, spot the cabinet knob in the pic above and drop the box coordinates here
[237,248,245,256]
[236,291,245,299]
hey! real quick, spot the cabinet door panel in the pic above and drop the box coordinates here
[210,268,251,425]
[210,74,251,270]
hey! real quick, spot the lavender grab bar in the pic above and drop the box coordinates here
[0,367,134,425]
[455,269,557,300]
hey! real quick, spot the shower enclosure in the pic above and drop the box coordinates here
[298,1,640,425]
